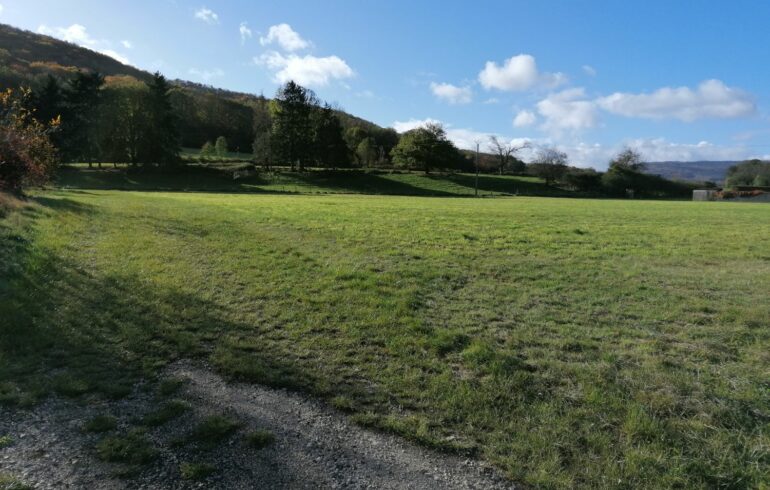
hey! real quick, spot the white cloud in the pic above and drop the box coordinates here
[239,22,252,44]
[99,49,130,65]
[121,40,132,49]
[483,98,500,105]
[259,23,310,51]
[479,54,566,91]
[582,65,597,77]
[536,88,599,133]
[596,80,755,121]
[256,52,354,87]
[189,68,225,81]
[392,118,443,133]
[38,24,131,65]
[513,110,537,128]
[0,4,4,16]
[194,7,218,24]
[39,23,97,46]
[429,82,472,104]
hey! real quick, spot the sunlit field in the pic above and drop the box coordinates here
[2,190,768,488]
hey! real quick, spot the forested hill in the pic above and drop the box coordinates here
[0,22,384,151]
[643,161,737,184]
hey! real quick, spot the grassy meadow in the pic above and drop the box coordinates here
[1,186,768,488]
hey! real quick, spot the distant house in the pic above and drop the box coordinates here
[693,189,718,201]
[694,187,770,202]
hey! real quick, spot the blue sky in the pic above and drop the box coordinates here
[2,0,770,168]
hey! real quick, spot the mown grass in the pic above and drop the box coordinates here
[55,166,568,197]
[1,189,768,488]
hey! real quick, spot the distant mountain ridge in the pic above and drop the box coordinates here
[642,161,738,184]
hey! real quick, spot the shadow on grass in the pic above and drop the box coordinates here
[288,171,459,197]
[0,208,321,407]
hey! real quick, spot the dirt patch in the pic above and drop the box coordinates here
[0,361,515,489]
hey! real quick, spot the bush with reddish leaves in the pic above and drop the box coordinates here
[0,88,59,193]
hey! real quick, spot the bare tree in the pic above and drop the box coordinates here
[528,147,569,186]
[488,136,528,175]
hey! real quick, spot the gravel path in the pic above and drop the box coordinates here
[0,362,516,489]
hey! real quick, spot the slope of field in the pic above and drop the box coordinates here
[1,190,768,488]
[55,167,567,197]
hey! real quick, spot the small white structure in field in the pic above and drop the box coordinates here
[693,189,718,201]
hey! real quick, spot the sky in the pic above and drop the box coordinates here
[2,0,770,168]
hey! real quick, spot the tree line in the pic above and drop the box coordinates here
[1,71,710,199]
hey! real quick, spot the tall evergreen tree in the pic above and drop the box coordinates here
[270,81,318,171]
[62,71,104,166]
[143,72,180,166]
[29,75,65,151]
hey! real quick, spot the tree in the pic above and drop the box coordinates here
[0,88,59,192]
[201,141,215,158]
[356,137,377,168]
[312,104,349,169]
[143,72,180,166]
[609,147,645,171]
[725,159,770,188]
[488,135,528,175]
[600,148,649,196]
[62,71,104,166]
[215,136,228,157]
[252,101,273,170]
[97,82,150,166]
[271,81,318,171]
[528,147,568,185]
[391,123,461,174]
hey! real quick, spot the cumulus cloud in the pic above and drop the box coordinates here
[392,118,443,133]
[596,79,755,121]
[260,23,310,51]
[513,110,537,128]
[194,7,218,24]
[189,68,225,81]
[479,54,566,91]
[256,52,353,87]
[121,40,132,49]
[582,65,597,77]
[39,23,97,46]
[0,4,4,16]
[38,24,131,65]
[429,82,472,104]
[239,22,252,44]
[536,88,599,133]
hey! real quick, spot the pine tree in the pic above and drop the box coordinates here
[143,72,180,166]
[62,71,104,166]
[270,81,318,171]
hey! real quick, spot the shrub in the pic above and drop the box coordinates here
[0,88,58,192]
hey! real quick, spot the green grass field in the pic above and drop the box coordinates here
[1,188,768,488]
[55,166,572,197]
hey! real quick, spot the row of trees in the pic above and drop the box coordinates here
[24,71,180,167]
[526,148,694,198]
[251,81,405,171]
